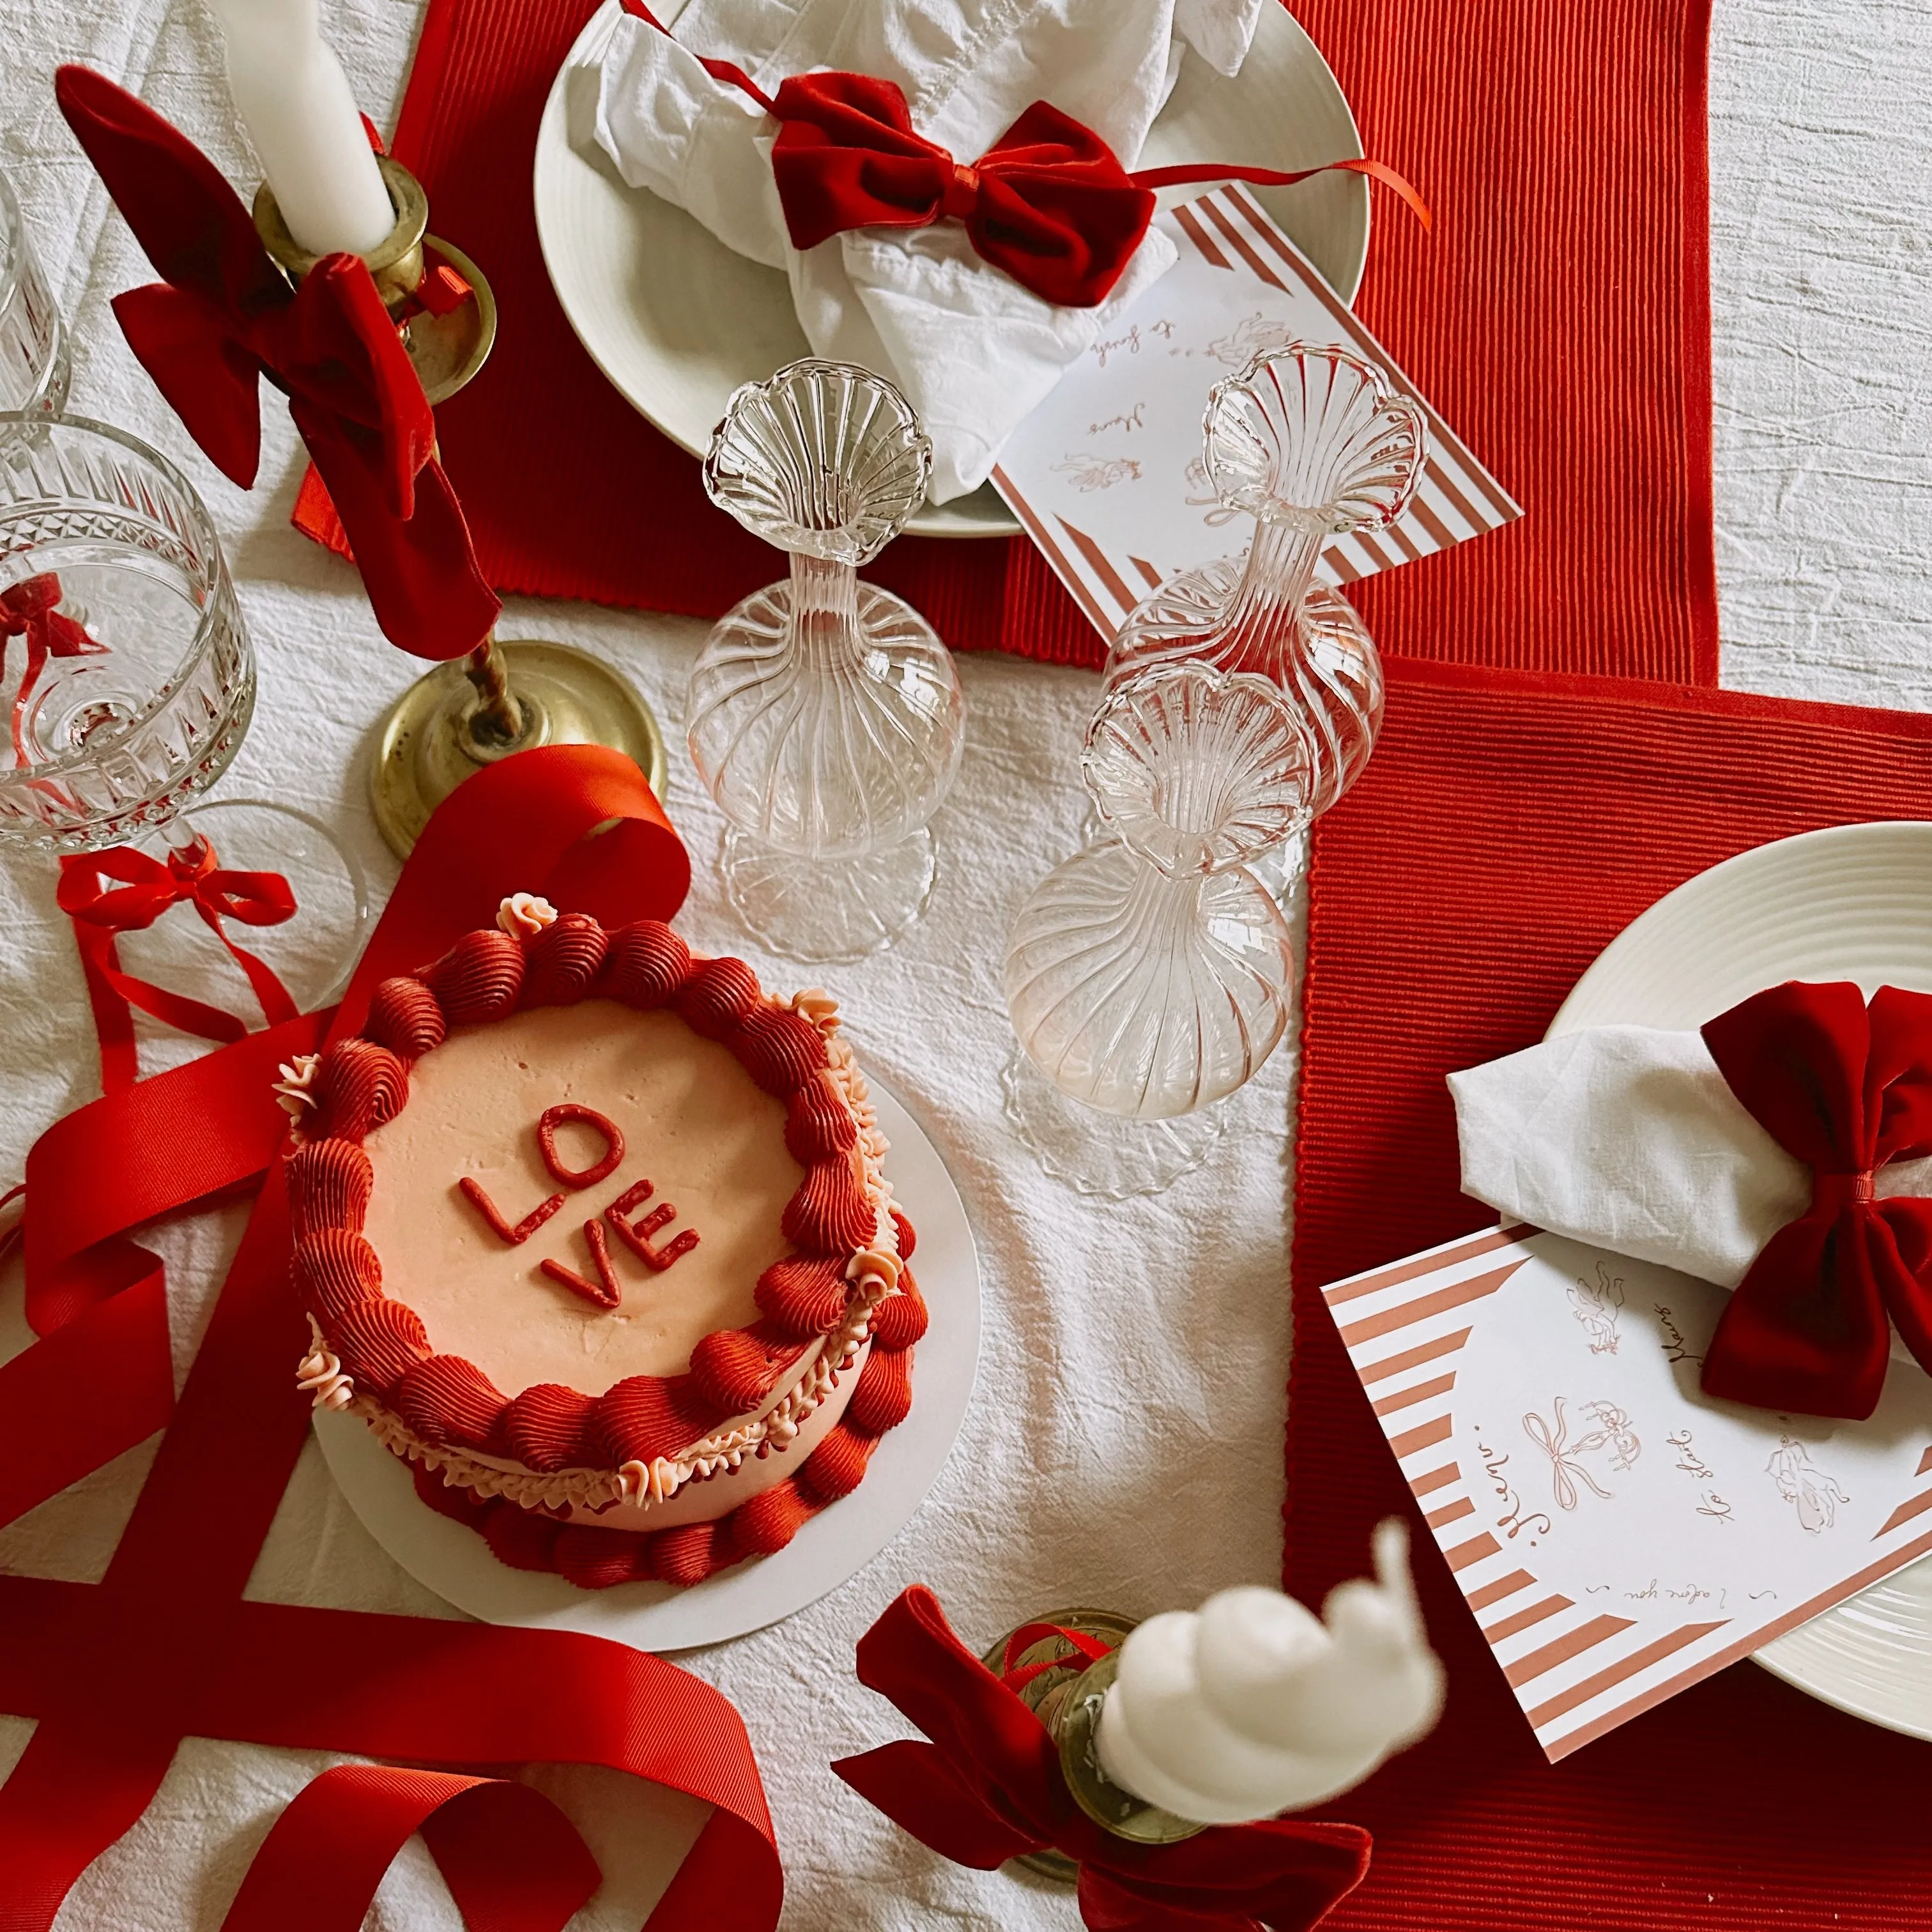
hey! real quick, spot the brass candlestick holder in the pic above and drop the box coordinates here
[255,157,668,859]
[987,1608,1207,1883]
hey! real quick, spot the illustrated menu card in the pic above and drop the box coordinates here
[991,185,1521,641]
[1324,1224,1932,1761]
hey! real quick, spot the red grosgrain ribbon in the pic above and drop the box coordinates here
[0,575,109,768]
[618,0,1428,310]
[832,1586,1371,1932]
[52,65,501,663]
[1701,979,1932,1421]
[57,842,301,1091]
[0,746,769,1932]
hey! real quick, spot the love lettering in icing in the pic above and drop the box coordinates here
[457,1103,700,1310]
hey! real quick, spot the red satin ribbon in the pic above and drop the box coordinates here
[0,575,109,769]
[1701,979,1932,1420]
[832,1585,1372,1932]
[619,0,1428,310]
[999,1619,1114,1696]
[57,842,300,1092]
[52,66,502,663]
[2,746,769,1931]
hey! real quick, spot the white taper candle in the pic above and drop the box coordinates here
[204,0,395,257]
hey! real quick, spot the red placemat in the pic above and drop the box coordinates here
[316,0,1717,677]
[1285,659,1932,1931]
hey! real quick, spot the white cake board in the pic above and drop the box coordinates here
[313,1077,981,1652]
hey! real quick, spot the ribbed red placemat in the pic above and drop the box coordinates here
[1286,659,1932,1931]
[327,0,1717,677]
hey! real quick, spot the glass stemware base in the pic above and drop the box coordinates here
[999,1048,1225,1200]
[114,798,371,1015]
[720,822,939,965]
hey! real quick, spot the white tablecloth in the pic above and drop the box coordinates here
[0,0,1927,1924]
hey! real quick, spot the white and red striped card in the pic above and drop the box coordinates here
[990,185,1519,642]
[1322,1225,1932,1759]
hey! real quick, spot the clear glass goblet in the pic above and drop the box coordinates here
[1004,664,1312,1197]
[1103,343,1427,827]
[0,168,71,415]
[0,414,367,1021]
[686,358,965,963]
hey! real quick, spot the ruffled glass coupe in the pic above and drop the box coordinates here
[1004,664,1312,1197]
[1104,342,1427,824]
[0,415,366,1009]
[686,359,965,962]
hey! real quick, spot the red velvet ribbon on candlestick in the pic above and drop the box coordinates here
[0,745,775,1931]
[1700,979,1932,1420]
[832,1586,1371,1932]
[57,843,300,1092]
[52,65,502,663]
[617,0,1428,311]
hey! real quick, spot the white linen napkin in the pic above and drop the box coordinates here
[585,0,1262,502]
[1449,1024,1932,1359]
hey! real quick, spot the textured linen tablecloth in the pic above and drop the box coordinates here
[0,1,1928,1926]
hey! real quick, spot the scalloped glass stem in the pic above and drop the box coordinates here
[1005,843,1294,1121]
[1105,519,1383,822]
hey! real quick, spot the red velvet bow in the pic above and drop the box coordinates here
[57,841,300,1091]
[53,65,501,662]
[0,573,109,767]
[832,1586,1371,1932]
[1701,980,1932,1420]
[619,0,1428,310]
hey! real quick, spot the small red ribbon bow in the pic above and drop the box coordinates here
[56,841,300,1091]
[620,0,1428,310]
[53,65,500,663]
[832,1586,1372,1932]
[0,573,109,767]
[1702,980,1932,1420]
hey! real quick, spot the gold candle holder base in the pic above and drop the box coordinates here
[986,1608,1208,1883]
[254,156,497,405]
[369,637,668,859]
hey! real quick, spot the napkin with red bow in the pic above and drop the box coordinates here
[1450,979,1932,1422]
[584,0,1257,502]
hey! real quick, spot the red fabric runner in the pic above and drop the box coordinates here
[0,747,778,1931]
[296,0,1717,678]
[1285,661,1932,1931]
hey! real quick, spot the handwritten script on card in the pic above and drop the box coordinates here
[992,187,1521,641]
[1323,1226,1932,1759]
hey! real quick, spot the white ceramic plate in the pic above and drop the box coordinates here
[314,1075,981,1652]
[1552,820,1932,1740]
[533,0,1369,540]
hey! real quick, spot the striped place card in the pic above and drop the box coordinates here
[1323,1227,1932,1760]
[991,185,1521,642]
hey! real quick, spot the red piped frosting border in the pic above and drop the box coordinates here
[282,907,922,1591]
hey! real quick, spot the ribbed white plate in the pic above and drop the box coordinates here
[1552,820,1932,1740]
[315,1076,981,1652]
[532,0,1369,540]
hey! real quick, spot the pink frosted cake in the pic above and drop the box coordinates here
[279,895,921,1590]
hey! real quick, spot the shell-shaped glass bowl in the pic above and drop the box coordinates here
[702,358,933,566]
[686,578,963,859]
[1004,843,1294,1119]
[1082,665,1314,877]
[1205,343,1427,533]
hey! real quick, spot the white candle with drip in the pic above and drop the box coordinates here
[204,0,395,257]
[1096,1520,1444,1825]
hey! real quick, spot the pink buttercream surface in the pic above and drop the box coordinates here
[361,1001,804,1394]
